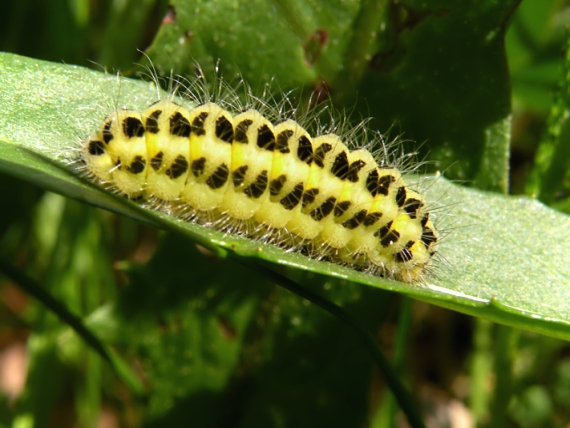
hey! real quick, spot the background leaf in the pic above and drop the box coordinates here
[146,0,519,183]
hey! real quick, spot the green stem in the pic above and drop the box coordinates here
[389,296,413,426]
[470,319,493,423]
[246,260,425,428]
[491,325,518,428]
[371,296,413,428]
[527,26,570,201]
[0,257,146,400]
[333,0,390,105]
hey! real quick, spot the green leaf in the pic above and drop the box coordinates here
[146,0,518,182]
[1,52,570,343]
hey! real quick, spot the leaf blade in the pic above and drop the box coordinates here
[1,52,570,340]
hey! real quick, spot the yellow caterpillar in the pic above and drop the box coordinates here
[82,100,438,282]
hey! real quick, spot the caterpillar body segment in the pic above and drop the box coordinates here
[82,100,438,282]
[143,100,191,201]
[221,109,274,220]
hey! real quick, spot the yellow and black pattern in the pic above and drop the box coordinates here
[83,101,438,282]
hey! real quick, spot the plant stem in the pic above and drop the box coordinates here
[470,319,493,423]
[491,325,518,428]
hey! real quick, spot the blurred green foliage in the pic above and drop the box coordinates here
[0,0,570,427]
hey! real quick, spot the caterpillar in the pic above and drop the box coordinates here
[81,83,439,283]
